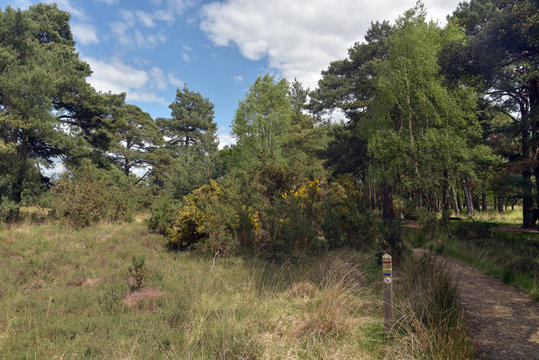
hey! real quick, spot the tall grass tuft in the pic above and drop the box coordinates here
[390,254,476,360]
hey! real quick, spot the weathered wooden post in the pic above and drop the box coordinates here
[382,253,393,334]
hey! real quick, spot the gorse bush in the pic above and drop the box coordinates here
[165,180,238,254]
[160,169,376,258]
[53,164,135,228]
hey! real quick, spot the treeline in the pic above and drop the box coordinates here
[0,4,220,226]
[1,1,537,256]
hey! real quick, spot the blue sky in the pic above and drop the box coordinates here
[2,0,462,148]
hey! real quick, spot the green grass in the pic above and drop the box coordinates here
[0,220,475,359]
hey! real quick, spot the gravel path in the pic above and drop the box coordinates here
[413,249,539,359]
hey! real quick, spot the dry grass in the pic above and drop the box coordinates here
[0,221,476,359]
[388,254,476,360]
[0,222,387,359]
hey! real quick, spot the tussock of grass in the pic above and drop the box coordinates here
[389,254,476,360]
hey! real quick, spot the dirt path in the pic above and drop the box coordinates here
[413,249,539,360]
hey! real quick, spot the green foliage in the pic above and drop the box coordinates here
[0,4,124,207]
[53,164,135,228]
[231,74,293,167]
[165,180,236,255]
[157,85,217,151]
[110,104,162,176]
[0,197,18,223]
[128,255,147,291]
[152,86,220,199]
[147,196,181,235]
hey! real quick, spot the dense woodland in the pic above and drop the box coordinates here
[1,1,538,256]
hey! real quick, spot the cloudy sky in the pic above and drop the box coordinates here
[3,0,462,147]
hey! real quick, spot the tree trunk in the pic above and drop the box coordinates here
[473,194,480,213]
[522,127,534,227]
[456,189,462,211]
[497,193,504,214]
[452,185,460,217]
[530,79,539,227]
[463,179,474,216]
[442,170,449,210]
[370,185,376,210]
[481,192,487,212]
[382,183,394,223]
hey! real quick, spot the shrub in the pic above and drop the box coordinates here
[0,197,18,223]
[417,210,440,242]
[18,205,51,222]
[128,255,147,291]
[321,177,377,249]
[53,164,135,228]
[147,196,181,235]
[166,181,238,255]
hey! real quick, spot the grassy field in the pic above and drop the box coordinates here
[0,220,474,359]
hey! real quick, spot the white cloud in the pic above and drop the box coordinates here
[168,73,185,87]
[94,0,118,5]
[110,22,166,48]
[110,5,176,48]
[153,9,176,24]
[233,75,244,82]
[110,22,130,45]
[150,67,168,89]
[71,23,99,45]
[136,10,155,27]
[11,0,87,18]
[201,0,462,89]
[84,57,169,104]
[53,0,87,19]
[182,53,191,62]
[217,133,236,149]
[85,57,148,93]
[128,91,168,105]
[84,57,186,105]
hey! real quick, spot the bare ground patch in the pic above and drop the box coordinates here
[123,287,165,310]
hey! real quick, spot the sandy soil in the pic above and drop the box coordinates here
[414,249,539,360]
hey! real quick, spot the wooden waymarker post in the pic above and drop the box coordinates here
[382,253,393,334]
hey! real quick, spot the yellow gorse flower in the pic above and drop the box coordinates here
[249,211,261,234]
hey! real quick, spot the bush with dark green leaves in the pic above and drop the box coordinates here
[53,164,135,228]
